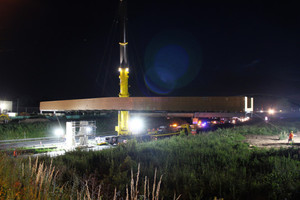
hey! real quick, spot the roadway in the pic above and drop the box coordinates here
[0,137,64,150]
[0,137,111,157]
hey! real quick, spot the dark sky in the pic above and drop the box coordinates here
[0,0,299,105]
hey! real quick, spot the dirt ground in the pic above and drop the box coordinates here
[244,133,300,148]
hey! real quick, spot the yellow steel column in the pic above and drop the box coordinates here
[119,66,129,98]
[115,66,130,135]
[115,0,130,136]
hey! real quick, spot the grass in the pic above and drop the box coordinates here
[37,123,300,199]
[1,120,300,199]
[0,155,67,199]
[227,120,297,136]
[0,122,56,140]
[0,154,167,200]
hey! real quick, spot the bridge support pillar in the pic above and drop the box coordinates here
[115,110,130,135]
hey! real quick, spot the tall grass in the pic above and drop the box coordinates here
[1,121,300,199]
[38,125,300,199]
[0,154,68,199]
[0,153,169,200]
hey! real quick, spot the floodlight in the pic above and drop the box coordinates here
[54,128,64,137]
[129,117,144,134]
[86,127,92,133]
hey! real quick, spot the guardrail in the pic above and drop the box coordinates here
[0,137,58,143]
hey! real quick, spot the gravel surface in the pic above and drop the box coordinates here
[244,133,300,148]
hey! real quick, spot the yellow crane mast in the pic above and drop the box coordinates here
[115,0,130,135]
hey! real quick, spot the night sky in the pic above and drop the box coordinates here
[0,0,299,106]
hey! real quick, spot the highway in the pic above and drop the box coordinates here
[0,137,64,150]
[0,137,111,157]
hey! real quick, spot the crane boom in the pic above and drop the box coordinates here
[116,0,130,135]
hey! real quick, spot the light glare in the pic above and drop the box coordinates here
[268,109,275,115]
[54,128,64,136]
[129,118,144,134]
[86,127,92,133]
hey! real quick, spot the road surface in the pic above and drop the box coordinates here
[0,137,65,150]
[0,137,112,157]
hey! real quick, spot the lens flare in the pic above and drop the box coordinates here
[144,29,202,94]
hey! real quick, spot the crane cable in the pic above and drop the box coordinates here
[128,28,151,96]
[95,8,119,97]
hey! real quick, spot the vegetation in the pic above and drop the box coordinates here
[1,120,300,199]
[38,124,299,200]
[0,122,55,140]
[0,154,165,200]
[0,155,67,199]
[1,115,299,140]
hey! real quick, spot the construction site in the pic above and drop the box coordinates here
[0,1,299,199]
[35,0,255,149]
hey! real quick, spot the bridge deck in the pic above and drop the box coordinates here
[40,96,251,113]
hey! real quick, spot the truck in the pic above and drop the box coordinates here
[148,124,191,139]
[104,123,192,145]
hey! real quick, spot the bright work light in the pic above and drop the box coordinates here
[54,128,64,137]
[86,127,92,133]
[129,117,144,134]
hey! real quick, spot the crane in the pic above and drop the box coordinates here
[115,0,130,135]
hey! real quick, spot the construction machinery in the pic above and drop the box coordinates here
[115,0,130,136]
[38,0,254,146]
[148,124,191,139]
[0,114,10,124]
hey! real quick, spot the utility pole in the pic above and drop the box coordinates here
[115,0,130,135]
